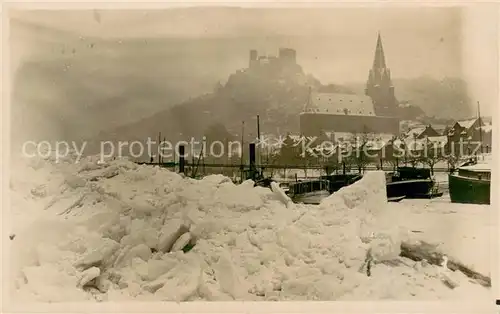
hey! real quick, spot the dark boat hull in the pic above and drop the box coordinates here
[448,174,490,205]
[388,195,406,202]
[321,174,362,194]
[254,178,274,188]
[386,179,436,199]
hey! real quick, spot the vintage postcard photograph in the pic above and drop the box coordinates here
[3,1,499,312]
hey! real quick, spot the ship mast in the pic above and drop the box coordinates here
[256,115,261,177]
[240,121,245,182]
[477,101,483,154]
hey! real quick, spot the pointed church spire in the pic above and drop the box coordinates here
[303,86,317,112]
[372,31,387,69]
[365,32,397,116]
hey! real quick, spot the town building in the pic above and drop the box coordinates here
[404,125,440,140]
[446,117,492,154]
[299,92,400,137]
[431,124,449,136]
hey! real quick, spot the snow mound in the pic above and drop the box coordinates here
[9,155,490,302]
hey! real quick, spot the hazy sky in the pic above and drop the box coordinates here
[9,5,498,115]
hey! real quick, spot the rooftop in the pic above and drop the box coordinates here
[303,93,375,116]
[457,118,480,130]
[405,126,427,139]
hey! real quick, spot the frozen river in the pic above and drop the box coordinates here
[8,154,493,302]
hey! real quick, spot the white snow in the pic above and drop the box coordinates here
[405,126,427,139]
[8,152,492,302]
[457,118,478,130]
[459,153,492,171]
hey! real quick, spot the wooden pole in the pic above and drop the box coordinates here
[179,145,185,174]
[158,132,162,165]
[225,137,229,176]
[191,150,195,177]
[249,143,256,180]
[240,121,245,183]
[477,101,483,154]
[256,115,261,145]
[164,136,167,166]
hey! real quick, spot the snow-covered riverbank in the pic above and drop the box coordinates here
[8,154,492,302]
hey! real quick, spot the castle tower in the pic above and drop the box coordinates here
[249,49,258,68]
[365,32,398,116]
[279,48,297,64]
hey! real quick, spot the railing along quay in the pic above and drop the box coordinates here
[135,161,454,173]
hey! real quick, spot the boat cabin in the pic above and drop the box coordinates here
[320,174,362,193]
[386,166,439,199]
[457,165,491,181]
[449,158,491,205]
[289,180,331,196]
[395,167,431,180]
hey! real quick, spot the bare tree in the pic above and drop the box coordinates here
[278,134,302,166]
[350,131,373,174]
[419,137,444,175]
[323,146,339,175]
[265,145,281,177]
[445,154,460,173]
[301,147,315,178]
[382,136,406,171]
[403,134,422,168]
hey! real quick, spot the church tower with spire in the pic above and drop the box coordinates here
[365,32,398,116]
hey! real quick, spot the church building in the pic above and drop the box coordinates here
[299,33,401,138]
[365,32,399,116]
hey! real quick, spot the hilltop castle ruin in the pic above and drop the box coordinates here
[245,48,304,77]
[248,48,297,68]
